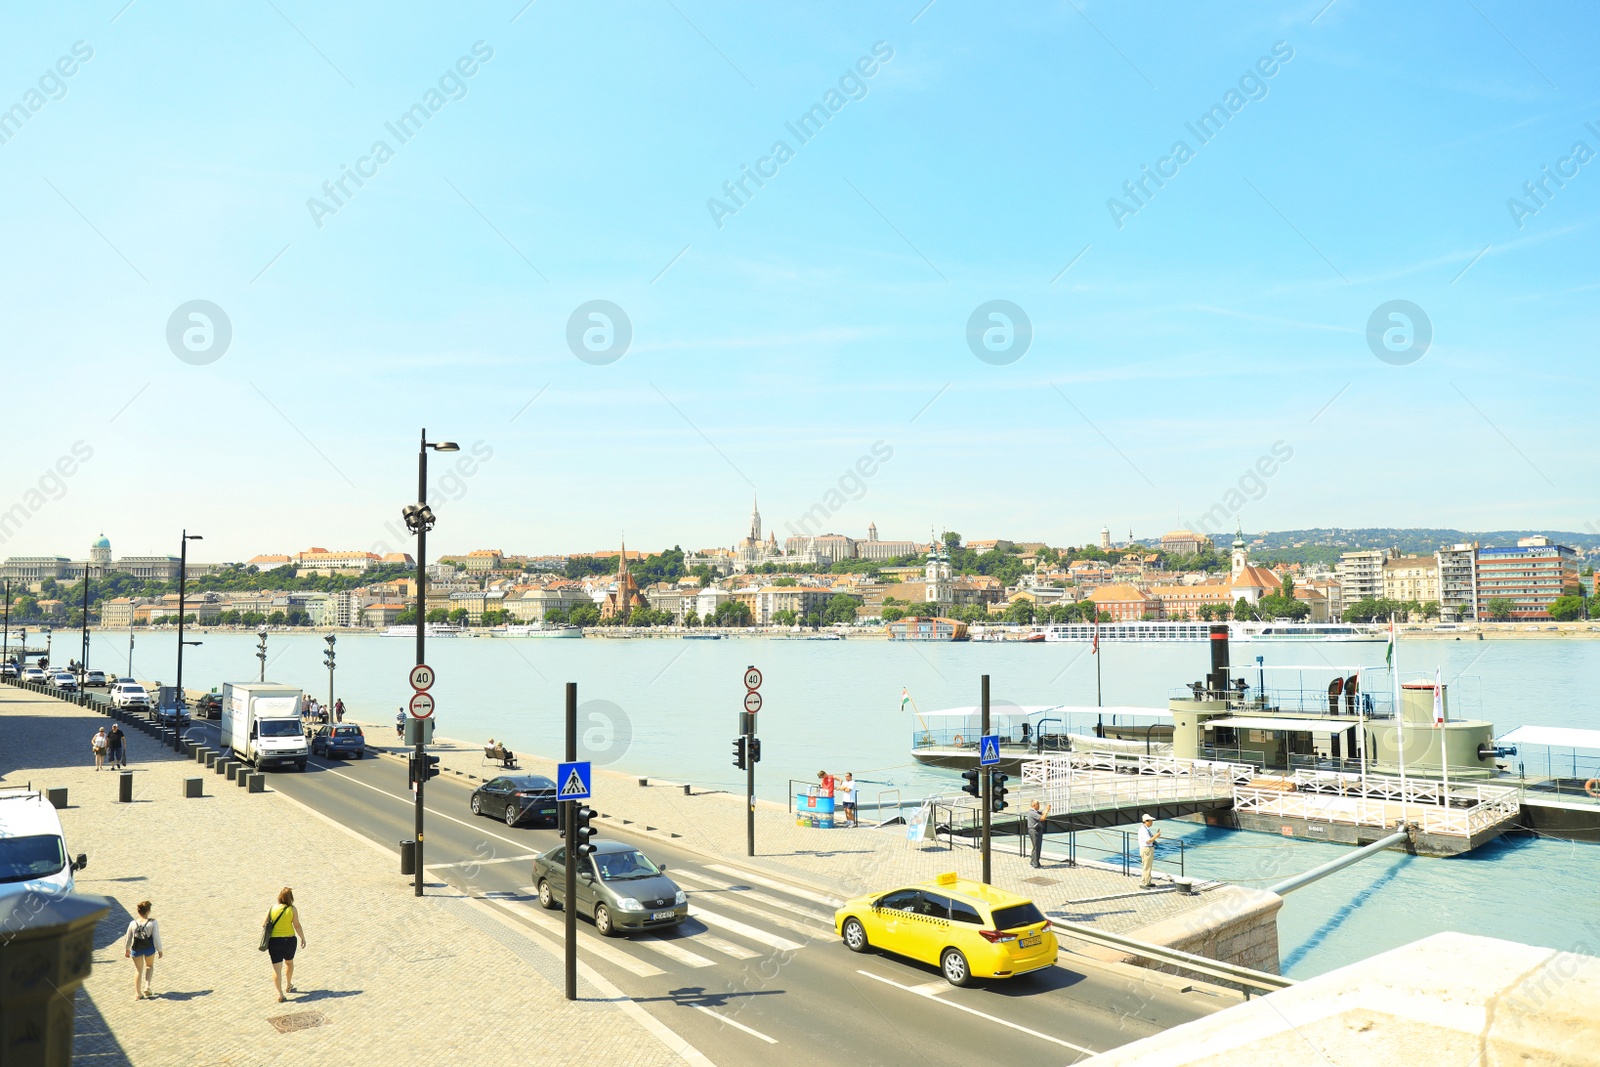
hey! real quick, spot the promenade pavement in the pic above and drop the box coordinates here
[0,686,691,1067]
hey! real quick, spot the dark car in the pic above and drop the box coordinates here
[310,724,366,759]
[533,840,687,936]
[195,693,223,719]
[469,775,558,827]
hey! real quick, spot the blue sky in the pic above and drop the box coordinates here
[1,1,1596,564]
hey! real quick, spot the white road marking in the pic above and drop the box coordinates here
[494,897,664,978]
[427,853,539,870]
[687,931,761,961]
[636,936,716,968]
[672,869,834,926]
[686,892,832,940]
[687,905,805,953]
[704,864,844,908]
[691,1004,778,1045]
[855,970,1096,1054]
[906,979,952,996]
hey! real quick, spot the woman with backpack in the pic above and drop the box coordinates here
[124,900,163,999]
[261,886,307,1002]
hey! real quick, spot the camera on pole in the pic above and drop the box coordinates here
[961,768,982,799]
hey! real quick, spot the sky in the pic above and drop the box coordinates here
[1,0,1597,566]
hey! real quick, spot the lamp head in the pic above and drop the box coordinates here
[430,441,460,453]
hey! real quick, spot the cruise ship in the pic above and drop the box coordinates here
[381,624,467,638]
[1041,621,1383,644]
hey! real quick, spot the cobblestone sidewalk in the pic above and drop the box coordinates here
[0,687,692,1067]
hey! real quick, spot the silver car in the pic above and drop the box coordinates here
[533,840,687,936]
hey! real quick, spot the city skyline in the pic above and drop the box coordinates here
[2,4,1596,562]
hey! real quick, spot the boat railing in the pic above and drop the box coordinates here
[1235,777,1522,837]
[1023,751,1253,785]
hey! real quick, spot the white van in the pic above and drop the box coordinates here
[0,791,88,904]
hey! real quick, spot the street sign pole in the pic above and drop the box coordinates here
[981,674,992,885]
[564,681,577,1002]
[744,666,761,858]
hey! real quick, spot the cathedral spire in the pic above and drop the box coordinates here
[749,495,761,543]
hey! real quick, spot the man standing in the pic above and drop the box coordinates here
[1139,814,1161,889]
[1025,799,1051,868]
[107,723,126,770]
[837,773,857,827]
[395,707,406,739]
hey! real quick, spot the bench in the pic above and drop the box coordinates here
[483,746,519,770]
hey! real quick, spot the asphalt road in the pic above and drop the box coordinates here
[180,715,1224,1065]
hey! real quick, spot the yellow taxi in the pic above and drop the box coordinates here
[834,872,1057,986]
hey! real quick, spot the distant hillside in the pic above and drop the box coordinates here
[1125,528,1597,568]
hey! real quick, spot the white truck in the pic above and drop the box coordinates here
[221,682,309,771]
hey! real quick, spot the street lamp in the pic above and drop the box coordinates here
[79,565,91,686]
[176,532,203,721]
[403,429,458,897]
[323,633,336,716]
[256,629,269,682]
[2,578,10,677]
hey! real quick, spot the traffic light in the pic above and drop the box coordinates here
[961,768,982,799]
[990,771,1010,813]
[748,738,761,764]
[409,754,441,785]
[572,805,597,857]
[732,736,747,770]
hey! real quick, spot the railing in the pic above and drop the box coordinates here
[1022,752,1254,788]
[1232,779,1522,837]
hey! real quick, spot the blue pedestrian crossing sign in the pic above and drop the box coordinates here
[978,735,1001,767]
[557,760,592,800]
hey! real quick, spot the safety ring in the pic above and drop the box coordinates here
[1585,778,1600,799]
[953,734,965,747]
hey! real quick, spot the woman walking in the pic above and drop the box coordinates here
[262,887,307,1002]
[91,727,108,771]
[124,900,163,999]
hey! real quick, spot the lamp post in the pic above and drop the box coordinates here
[3,578,10,677]
[176,532,203,721]
[323,634,336,714]
[127,630,135,680]
[79,566,90,684]
[403,429,459,897]
[256,629,268,682]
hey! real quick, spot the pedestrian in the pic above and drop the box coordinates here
[1025,799,1051,868]
[91,727,108,771]
[1138,814,1161,889]
[395,707,406,739]
[107,723,126,769]
[334,699,345,723]
[262,886,307,1003]
[838,772,858,827]
[124,899,163,1000]
[816,769,834,797]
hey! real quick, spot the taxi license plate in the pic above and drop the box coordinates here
[651,911,675,921]
[1019,935,1042,948]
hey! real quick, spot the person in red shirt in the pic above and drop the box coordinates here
[817,770,835,797]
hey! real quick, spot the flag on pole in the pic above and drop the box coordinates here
[1092,618,1100,655]
[900,687,911,712]
[1385,617,1396,669]
[1433,667,1444,726]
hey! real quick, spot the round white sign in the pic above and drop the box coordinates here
[743,666,762,691]
[409,664,435,691]
[409,691,436,719]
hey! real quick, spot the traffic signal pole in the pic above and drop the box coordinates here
[980,674,992,885]
[564,681,577,1002]
[414,436,428,899]
[746,714,756,857]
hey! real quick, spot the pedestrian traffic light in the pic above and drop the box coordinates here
[732,736,747,770]
[748,738,761,764]
[572,805,597,857]
[990,771,1009,813]
[961,768,982,799]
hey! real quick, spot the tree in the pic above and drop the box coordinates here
[771,577,797,587]
[1234,598,1256,621]
[568,604,600,628]
[942,531,962,551]
[448,607,470,627]
[772,609,798,627]
[268,611,287,626]
[1002,600,1035,625]
[713,600,752,627]
[1486,597,1515,622]
[426,608,449,624]
[684,610,700,628]
[285,610,307,626]
[396,607,417,625]
[821,593,862,625]
[803,612,822,629]
[881,606,905,622]
[1548,595,1584,622]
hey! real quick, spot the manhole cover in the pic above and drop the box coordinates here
[268,1011,328,1033]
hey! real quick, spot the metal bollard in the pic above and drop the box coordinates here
[683,784,692,796]
[119,771,133,803]
[400,839,417,876]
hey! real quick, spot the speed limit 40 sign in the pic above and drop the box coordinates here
[743,666,762,691]
[409,664,435,691]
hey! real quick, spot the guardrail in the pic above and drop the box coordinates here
[1051,917,1294,998]
[1233,779,1521,837]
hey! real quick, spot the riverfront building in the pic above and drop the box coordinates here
[1474,537,1578,620]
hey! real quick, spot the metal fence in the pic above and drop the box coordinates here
[1233,777,1521,837]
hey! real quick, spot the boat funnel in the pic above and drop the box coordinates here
[1207,624,1230,696]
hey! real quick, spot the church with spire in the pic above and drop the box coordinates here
[600,538,648,619]
[734,496,781,568]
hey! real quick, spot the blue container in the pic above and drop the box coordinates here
[795,791,835,829]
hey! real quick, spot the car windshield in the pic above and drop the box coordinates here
[592,850,662,881]
[0,834,66,883]
[991,902,1046,931]
[333,726,362,737]
[258,719,302,737]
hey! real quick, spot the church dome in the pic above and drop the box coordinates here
[92,534,111,550]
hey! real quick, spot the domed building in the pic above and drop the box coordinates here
[90,534,112,568]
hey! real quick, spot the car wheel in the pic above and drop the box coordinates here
[470,795,482,816]
[504,803,519,827]
[842,917,869,953]
[941,948,971,987]
[594,904,615,937]
[538,879,558,910]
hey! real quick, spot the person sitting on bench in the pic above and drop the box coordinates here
[484,740,517,768]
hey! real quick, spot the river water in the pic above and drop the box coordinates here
[91,628,1600,978]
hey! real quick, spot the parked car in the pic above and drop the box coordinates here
[470,775,559,827]
[195,693,222,719]
[0,790,88,905]
[21,666,46,683]
[110,681,150,709]
[533,841,687,937]
[310,724,366,759]
[49,671,78,693]
[834,872,1058,987]
[80,669,107,688]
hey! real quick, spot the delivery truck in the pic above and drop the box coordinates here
[221,682,309,771]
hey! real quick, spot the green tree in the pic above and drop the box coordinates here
[713,600,752,627]
[568,604,600,628]
[544,608,568,623]
[821,593,862,625]
[1548,595,1584,622]
[684,610,700,628]
[772,609,798,626]
[881,606,905,622]
[448,607,470,627]
[942,531,962,551]
[771,577,797,587]
[396,607,418,625]
[1486,597,1516,622]
[1234,597,1256,621]
[1002,600,1035,625]
[268,611,287,625]
[426,608,449,624]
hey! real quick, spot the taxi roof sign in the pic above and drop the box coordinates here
[935,871,958,886]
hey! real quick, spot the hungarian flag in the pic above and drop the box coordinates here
[1433,667,1444,726]
[900,687,911,712]
[1385,617,1395,668]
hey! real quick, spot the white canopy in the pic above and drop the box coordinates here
[917,705,1171,720]
[1498,725,1600,752]
[1206,715,1364,732]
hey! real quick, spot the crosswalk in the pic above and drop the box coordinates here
[480,863,839,980]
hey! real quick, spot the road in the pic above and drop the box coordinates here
[183,715,1223,1065]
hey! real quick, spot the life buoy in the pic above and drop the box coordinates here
[953,734,965,747]
[1586,779,1600,799]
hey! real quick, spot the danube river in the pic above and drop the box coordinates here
[91,627,1600,978]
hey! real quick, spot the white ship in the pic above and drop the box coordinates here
[381,624,467,638]
[492,624,582,639]
[1041,621,1384,644]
